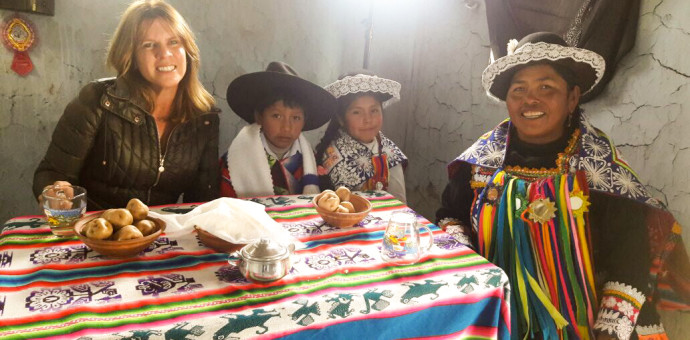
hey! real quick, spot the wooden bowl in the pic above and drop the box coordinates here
[195,226,245,253]
[73,213,165,258]
[313,194,372,228]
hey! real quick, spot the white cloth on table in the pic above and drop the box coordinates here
[148,197,303,249]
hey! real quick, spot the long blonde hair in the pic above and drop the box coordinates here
[107,0,214,122]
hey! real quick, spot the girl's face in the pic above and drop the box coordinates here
[341,94,383,143]
[256,100,305,149]
[135,18,187,94]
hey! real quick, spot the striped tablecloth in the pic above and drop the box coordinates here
[0,191,510,339]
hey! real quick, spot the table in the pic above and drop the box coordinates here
[0,191,510,339]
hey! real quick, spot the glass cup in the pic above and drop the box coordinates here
[381,211,433,263]
[41,184,87,236]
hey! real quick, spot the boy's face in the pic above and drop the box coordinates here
[256,100,305,149]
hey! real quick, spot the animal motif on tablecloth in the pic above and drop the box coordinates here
[357,214,383,227]
[213,308,280,339]
[297,195,315,201]
[480,268,505,288]
[2,217,44,231]
[135,274,202,297]
[456,274,479,294]
[434,234,464,250]
[164,322,205,339]
[250,196,294,207]
[360,289,393,314]
[112,329,161,340]
[25,281,121,312]
[284,220,338,237]
[145,237,183,254]
[305,247,375,270]
[159,206,198,214]
[29,246,91,264]
[360,190,389,198]
[0,251,13,268]
[400,279,448,304]
[326,293,355,318]
[0,296,5,316]
[291,299,321,326]
[331,247,374,265]
[215,265,249,284]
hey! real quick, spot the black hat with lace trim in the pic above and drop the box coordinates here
[226,61,336,131]
[482,32,606,101]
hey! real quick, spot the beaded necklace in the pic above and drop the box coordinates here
[504,128,581,181]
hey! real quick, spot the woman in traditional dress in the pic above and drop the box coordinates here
[436,32,690,340]
[315,72,408,202]
[33,0,219,209]
[219,62,336,198]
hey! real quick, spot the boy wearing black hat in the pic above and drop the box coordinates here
[220,62,336,198]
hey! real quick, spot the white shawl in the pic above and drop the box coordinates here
[227,123,319,197]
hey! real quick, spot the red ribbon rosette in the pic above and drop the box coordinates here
[2,15,36,76]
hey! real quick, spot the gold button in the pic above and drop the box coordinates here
[134,115,141,123]
[104,99,111,107]
[204,120,210,125]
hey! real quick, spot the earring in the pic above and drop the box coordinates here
[566,113,574,128]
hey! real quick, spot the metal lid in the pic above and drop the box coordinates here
[240,238,289,262]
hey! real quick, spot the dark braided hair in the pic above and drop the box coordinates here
[315,71,389,163]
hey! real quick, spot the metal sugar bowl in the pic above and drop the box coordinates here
[231,238,293,282]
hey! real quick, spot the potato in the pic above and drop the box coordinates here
[101,208,134,230]
[134,219,157,236]
[126,198,149,220]
[318,193,340,212]
[315,189,335,203]
[112,225,144,241]
[335,186,351,202]
[83,218,113,240]
[340,201,355,213]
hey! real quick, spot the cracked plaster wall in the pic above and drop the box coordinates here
[1,0,688,334]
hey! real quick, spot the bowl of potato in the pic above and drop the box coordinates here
[312,187,372,228]
[73,198,165,258]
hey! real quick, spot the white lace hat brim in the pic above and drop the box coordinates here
[482,42,605,101]
[325,74,401,107]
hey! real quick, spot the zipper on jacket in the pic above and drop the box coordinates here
[147,123,178,204]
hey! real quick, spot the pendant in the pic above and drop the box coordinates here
[569,189,590,217]
[528,197,557,224]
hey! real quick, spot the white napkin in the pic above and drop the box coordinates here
[148,198,303,249]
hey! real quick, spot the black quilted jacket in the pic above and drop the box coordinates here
[33,77,220,210]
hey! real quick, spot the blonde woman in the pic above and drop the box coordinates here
[34,0,219,209]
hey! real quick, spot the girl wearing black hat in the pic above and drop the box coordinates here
[315,72,408,202]
[436,32,690,339]
[220,62,336,198]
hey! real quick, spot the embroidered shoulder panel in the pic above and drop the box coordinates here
[322,130,407,189]
[450,113,663,209]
